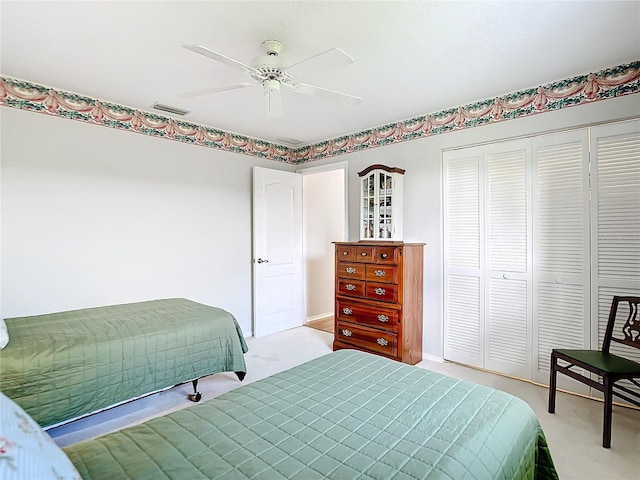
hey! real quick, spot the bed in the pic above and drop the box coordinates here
[0,298,248,429]
[58,350,559,480]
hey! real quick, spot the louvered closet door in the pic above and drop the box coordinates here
[591,120,640,400]
[484,140,532,378]
[444,147,483,367]
[532,130,590,387]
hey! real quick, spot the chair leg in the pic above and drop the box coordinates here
[603,376,613,448]
[548,352,558,413]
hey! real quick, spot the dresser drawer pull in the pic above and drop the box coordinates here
[341,329,353,337]
[343,307,353,315]
[381,253,388,259]
[377,314,389,323]
[374,269,386,277]
[343,251,349,256]
[345,267,356,274]
[361,252,368,257]
[377,338,389,346]
[346,284,356,291]
[374,287,386,295]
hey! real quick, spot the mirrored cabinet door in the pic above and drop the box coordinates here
[358,165,404,240]
[362,174,375,239]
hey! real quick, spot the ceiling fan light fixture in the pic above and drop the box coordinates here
[264,79,280,93]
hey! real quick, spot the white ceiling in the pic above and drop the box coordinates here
[2,1,639,146]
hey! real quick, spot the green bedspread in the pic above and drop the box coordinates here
[65,350,558,480]
[0,298,248,428]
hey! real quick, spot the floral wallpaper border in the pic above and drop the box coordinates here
[294,61,640,163]
[1,60,639,165]
[0,77,293,163]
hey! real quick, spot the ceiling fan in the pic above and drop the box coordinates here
[180,40,363,118]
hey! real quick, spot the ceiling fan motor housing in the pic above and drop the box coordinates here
[250,40,293,84]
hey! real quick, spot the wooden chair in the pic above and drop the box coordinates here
[548,295,640,447]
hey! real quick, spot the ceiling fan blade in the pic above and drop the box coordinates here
[292,83,363,107]
[183,44,260,76]
[287,48,354,77]
[264,89,282,118]
[178,82,254,98]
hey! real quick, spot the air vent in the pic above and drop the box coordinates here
[275,136,305,146]
[151,102,191,116]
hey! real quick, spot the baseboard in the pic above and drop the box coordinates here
[422,353,444,363]
[306,312,333,323]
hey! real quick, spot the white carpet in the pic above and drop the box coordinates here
[48,326,638,480]
[48,327,335,447]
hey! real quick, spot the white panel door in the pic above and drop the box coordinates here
[532,129,590,386]
[591,120,640,399]
[443,147,483,367]
[253,167,303,337]
[484,140,532,378]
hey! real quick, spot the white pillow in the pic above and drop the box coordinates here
[0,392,81,480]
[0,319,8,350]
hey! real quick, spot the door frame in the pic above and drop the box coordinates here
[296,161,349,326]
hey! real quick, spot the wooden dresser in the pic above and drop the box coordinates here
[333,241,424,365]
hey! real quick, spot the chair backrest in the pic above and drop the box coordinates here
[602,296,640,354]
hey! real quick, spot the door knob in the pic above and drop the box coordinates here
[256,258,269,264]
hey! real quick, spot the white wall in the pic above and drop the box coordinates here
[305,94,640,359]
[2,94,638,356]
[0,107,294,335]
[303,168,345,319]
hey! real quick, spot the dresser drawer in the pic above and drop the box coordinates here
[365,282,399,303]
[337,278,365,297]
[375,246,399,264]
[355,245,375,263]
[336,245,356,261]
[336,262,366,280]
[336,299,399,330]
[336,321,397,357]
[365,264,398,284]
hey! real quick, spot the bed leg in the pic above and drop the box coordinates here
[236,371,246,382]
[188,379,202,402]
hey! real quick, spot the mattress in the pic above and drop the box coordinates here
[65,350,558,480]
[0,298,248,428]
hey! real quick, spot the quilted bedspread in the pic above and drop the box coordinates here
[65,350,558,480]
[0,298,248,428]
